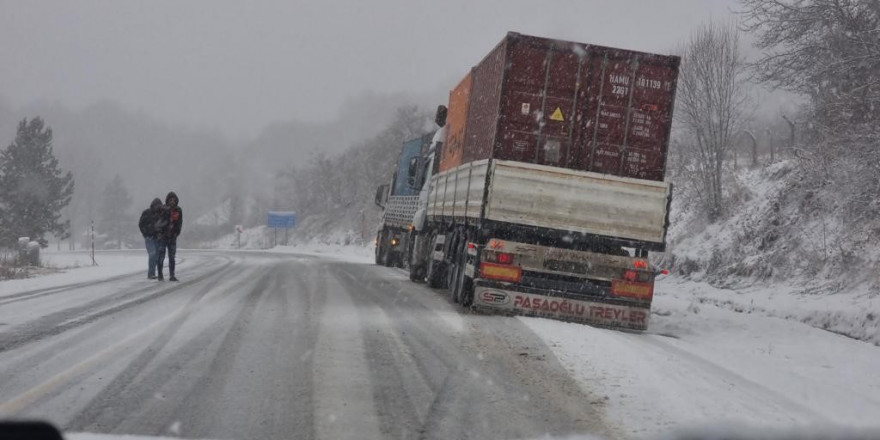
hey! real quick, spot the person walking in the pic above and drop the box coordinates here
[156,191,183,282]
[138,198,163,279]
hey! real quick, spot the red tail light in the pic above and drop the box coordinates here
[661,269,669,275]
[496,252,514,265]
[623,270,638,282]
[633,260,648,269]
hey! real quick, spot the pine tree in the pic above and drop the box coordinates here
[99,174,132,249]
[0,117,75,247]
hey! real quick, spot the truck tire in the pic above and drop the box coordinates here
[447,258,460,303]
[374,231,384,265]
[426,255,445,288]
[408,232,427,282]
[425,233,446,288]
[376,229,392,267]
[446,231,463,303]
[452,235,474,307]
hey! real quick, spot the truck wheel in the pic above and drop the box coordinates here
[458,267,475,307]
[376,230,392,267]
[452,238,474,307]
[408,232,427,282]
[447,259,460,303]
[409,264,423,282]
[425,234,446,288]
[426,255,445,288]
[374,231,384,265]
[446,233,463,303]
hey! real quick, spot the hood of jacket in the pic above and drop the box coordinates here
[166,191,179,206]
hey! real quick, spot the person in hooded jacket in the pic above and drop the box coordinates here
[156,191,183,281]
[138,198,164,279]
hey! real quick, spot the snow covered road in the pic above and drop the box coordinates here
[2,250,878,440]
[0,251,612,439]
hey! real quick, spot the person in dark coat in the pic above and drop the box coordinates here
[156,191,183,281]
[138,198,163,279]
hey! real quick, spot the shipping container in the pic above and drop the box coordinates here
[441,32,679,182]
[440,73,472,172]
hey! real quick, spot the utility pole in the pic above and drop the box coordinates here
[90,220,97,266]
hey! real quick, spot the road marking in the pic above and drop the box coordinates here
[0,312,177,416]
[0,260,235,416]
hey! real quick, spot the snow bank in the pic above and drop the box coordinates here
[199,223,374,264]
[521,276,880,439]
[0,251,145,295]
[663,160,880,290]
[267,241,373,264]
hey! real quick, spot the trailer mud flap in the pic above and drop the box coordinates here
[474,285,649,331]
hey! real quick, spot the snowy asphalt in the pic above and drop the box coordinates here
[0,251,614,439]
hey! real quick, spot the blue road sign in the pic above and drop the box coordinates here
[267,211,296,228]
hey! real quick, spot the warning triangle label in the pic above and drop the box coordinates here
[549,107,565,121]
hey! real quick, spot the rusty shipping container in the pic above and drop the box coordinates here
[440,32,680,181]
[440,73,472,172]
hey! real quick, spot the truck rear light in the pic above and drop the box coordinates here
[390,238,400,246]
[661,269,669,275]
[623,270,638,282]
[480,263,523,283]
[611,279,654,300]
[483,251,514,264]
[487,239,506,250]
[633,260,648,269]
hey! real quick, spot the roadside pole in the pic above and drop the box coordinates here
[90,220,97,266]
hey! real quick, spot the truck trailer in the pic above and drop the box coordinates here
[375,32,679,330]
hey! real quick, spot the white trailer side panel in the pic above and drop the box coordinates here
[485,160,670,244]
[428,160,670,245]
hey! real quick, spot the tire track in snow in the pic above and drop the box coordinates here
[0,257,232,354]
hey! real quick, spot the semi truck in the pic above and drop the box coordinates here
[375,32,679,331]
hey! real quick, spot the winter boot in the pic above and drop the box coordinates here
[157,271,164,281]
[169,275,178,282]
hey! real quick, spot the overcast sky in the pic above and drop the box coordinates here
[0,0,739,139]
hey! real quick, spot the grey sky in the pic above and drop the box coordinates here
[0,0,738,139]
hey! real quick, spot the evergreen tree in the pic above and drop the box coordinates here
[99,174,132,249]
[0,117,75,247]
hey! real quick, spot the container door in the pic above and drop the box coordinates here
[581,48,679,181]
[496,36,583,169]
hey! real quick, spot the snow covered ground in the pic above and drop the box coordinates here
[265,242,374,264]
[7,247,878,439]
[0,251,147,296]
[201,225,375,264]
[522,276,880,439]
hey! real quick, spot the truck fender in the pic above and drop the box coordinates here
[412,208,426,231]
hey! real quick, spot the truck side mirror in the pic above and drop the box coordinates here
[435,105,448,128]
[374,184,389,208]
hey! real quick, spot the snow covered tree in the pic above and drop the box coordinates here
[99,174,132,249]
[674,21,750,221]
[0,117,75,247]
[742,0,880,257]
[742,0,880,128]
